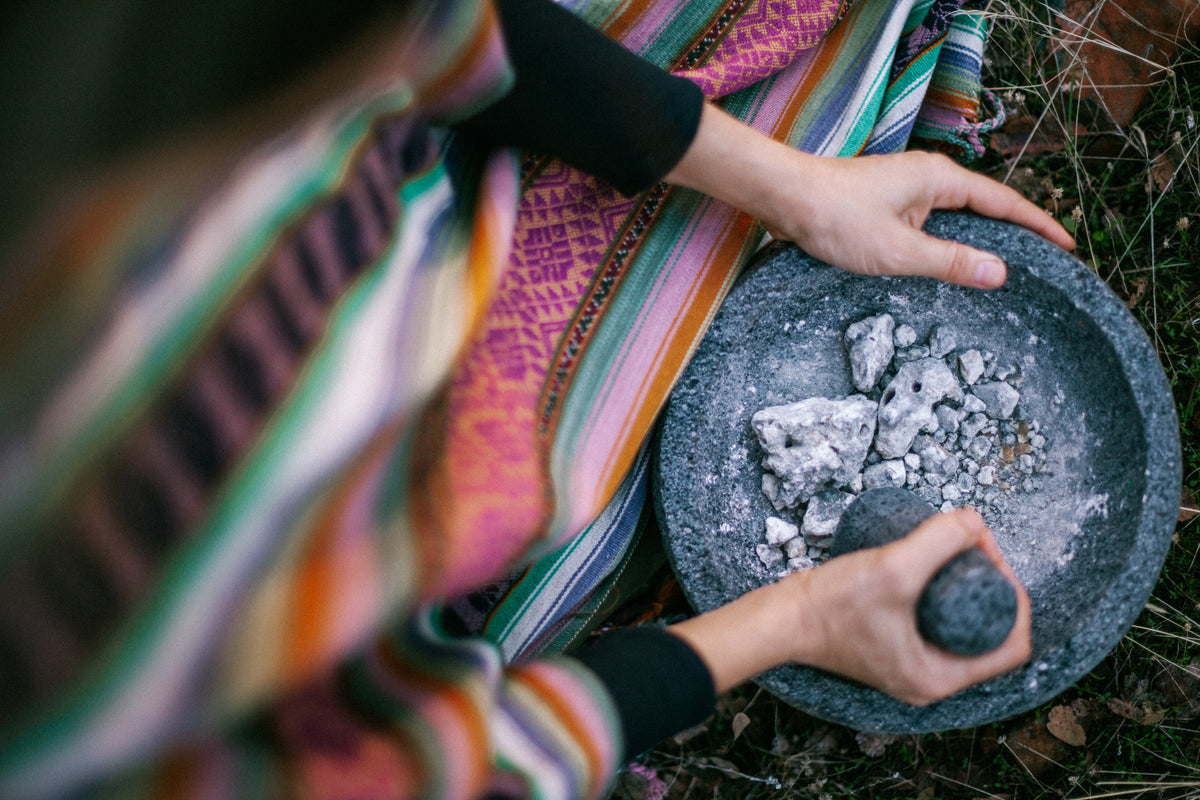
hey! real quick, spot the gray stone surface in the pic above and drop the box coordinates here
[653,211,1181,733]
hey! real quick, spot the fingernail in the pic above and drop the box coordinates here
[974,259,1005,287]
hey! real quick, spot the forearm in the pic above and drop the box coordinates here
[667,576,817,695]
[663,103,823,237]
[664,103,1075,288]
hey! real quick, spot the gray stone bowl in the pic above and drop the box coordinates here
[652,211,1181,733]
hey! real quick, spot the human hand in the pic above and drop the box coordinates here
[664,104,1074,290]
[783,507,1032,705]
[668,507,1032,704]
[759,150,1075,289]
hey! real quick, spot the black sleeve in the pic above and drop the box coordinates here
[574,626,716,762]
[453,0,705,195]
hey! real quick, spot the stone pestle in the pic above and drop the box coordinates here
[831,487,1018,656]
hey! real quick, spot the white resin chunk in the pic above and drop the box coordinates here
[752,395,878,509]
[764,516,800,546]
[844,314,896,392]
[874,358,962,458]
[801,490,855,543]
[973,381,1021,419]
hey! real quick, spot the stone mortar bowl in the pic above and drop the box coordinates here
[652,211,1181,733]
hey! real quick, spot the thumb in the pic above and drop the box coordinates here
[893,229,1008,289]
[886,507,989,590]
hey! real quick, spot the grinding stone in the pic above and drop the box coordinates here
[832,487,1018,656]
[652,211,1181,733]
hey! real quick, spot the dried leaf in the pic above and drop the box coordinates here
[1125,277,1149,309]
[1151,152,1177,192]
[989,114,1088,158]
[730,712,751,742]
[1106,697,1167,725]
[855,731,898,757]
[1009,717,1071,777]
[1180,486,1198,522]
[1047,704,1087,746]
[1055,0,1200,126]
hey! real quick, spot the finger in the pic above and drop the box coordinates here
[950,171,1076,252]
[886,227,1008,289]
[885,507,988,588]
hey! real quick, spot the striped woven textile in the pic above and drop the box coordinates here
[0,0,994,797]
[471,0,997,663]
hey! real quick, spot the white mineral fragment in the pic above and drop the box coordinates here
[934,404,961,434]
[957,349,986,385]
[862,459,907,489]
[874,358,962,458]
[894,324,918,348]
[785,536,810,560]
[764,516,800,545]
[973,381,1021,419]
[752,395,878,509]
[801,490,856,543]
[962,394,987,415]
[787,555,816,572]
[844,314,895,392]
[756,543,784,569]
[928,324,957,358]
[965,436,991,462]
[913,435,958,486]
[960,412,989,438]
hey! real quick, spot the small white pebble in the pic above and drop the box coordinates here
[765,516,800,545]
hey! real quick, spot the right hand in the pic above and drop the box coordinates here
[669,507,1032,704]
[785,507,1032,705]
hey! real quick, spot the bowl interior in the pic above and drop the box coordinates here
[653,212,1179,732]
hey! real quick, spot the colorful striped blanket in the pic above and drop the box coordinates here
[0,0,995,796]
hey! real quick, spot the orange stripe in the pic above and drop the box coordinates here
[375,636,493,797]
[282,415,407,681]
[600,211,754,498]
[419,0,502,109]
[598,0,657,45]
[519,667,610,799]
[770,16,851,142]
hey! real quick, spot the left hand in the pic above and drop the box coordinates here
[665,104,1075,289]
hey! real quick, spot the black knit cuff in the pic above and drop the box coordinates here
[453,0,704,195]
[574,626,716,762]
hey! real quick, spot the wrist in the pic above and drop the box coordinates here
[667,573,821,694]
